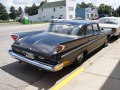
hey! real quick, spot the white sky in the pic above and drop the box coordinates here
[0,0,120,12]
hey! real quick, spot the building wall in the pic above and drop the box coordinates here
[76,8,85,19]
[28,0,77,22]
[38,6,66,21]
[85,8,98,20]
[66,0,76,20]
[29,14,39,23]
[75,7,98,20]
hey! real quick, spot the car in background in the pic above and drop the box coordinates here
[9,20,111,72]
[50,19,65,23]
[98,17,120,38]
[99,14,109,18]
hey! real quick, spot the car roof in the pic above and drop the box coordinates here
[55,20,97,26]
[99,17,120,20]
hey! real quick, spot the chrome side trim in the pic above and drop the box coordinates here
[61,35,106,58]
[9,50,62,72]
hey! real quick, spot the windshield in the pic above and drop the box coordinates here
[99,18,118,25]
[48,24,78,35]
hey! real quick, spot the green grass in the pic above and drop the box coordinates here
[0,21,19,24]
[30,21,50,24]
[0,20,50,25]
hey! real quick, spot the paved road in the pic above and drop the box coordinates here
[0,24,79,90]
[0,23,22,27]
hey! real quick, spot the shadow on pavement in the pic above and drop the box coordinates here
[108,36,118,44]
[1,61,77,89]
[100,61,120,90]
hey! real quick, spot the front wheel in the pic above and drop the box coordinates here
[73,52,84,66]
[103,38,108,47]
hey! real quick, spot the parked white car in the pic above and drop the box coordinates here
[51,19,65,23]
[98,17,120,38]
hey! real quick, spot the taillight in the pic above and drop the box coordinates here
[11,35,19,41]
[56,45,65,53]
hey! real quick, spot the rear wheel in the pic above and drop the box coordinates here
[73,52,84,66]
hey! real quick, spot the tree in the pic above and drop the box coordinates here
[112,9,119,17]
[39,1,45,7]
[9,6,17,20]
[15,10,19,17]
[98,4,112,16]
[116,6,120,16]
[0,3,9,21]
[24,6,29,14]
[30,3,38,15]
[18,7,23,15]
[1,13,9,21]
[77,2,94,8]
[24,3,38,16]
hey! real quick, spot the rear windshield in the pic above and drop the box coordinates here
[48,24,78,35]
[99,18,118,25]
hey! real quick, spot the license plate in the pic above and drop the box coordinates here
[23,51,34,59]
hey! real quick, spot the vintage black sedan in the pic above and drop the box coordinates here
[9,20,111,72]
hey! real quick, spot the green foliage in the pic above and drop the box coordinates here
[24,3,38,16]
[116,6,120,16]
[24,6,29,14]
[18,7,23,15]
[98,4,112,16]
[0,3,9,21]
[77,2,94,8]
[39,1,45,7]
[9,6,17,20]
[9,6,22,20]
[1,13,9,21]
[24,1,45,16]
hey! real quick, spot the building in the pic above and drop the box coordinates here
[76,7,98,20]
[29,0,76,22]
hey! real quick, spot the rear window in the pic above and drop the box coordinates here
[48,24,78,35]
[86,25,94,35]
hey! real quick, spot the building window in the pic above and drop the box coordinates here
[54,8,55,12]
[58,15,63,19]
[69,15,73,19]
[43,16,45,18]
[42,9,43,12]
[91,14,93,18]
[87,14,89,18]
[51,16,54,19]
[68,7,74,11]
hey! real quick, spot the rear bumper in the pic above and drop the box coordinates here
[8,50,63,72]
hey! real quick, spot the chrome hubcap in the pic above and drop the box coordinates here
[77,53,83,63]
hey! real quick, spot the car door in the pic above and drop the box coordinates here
[85,24,98,52]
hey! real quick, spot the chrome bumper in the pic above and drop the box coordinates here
[8,50,63,72]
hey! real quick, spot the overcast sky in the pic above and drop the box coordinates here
[0,0,119,12]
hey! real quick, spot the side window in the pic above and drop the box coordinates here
[93,24,99,34]
[77,28,84,36]
[86,25,93,35]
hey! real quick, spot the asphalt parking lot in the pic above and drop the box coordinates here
[0,23,120,90]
